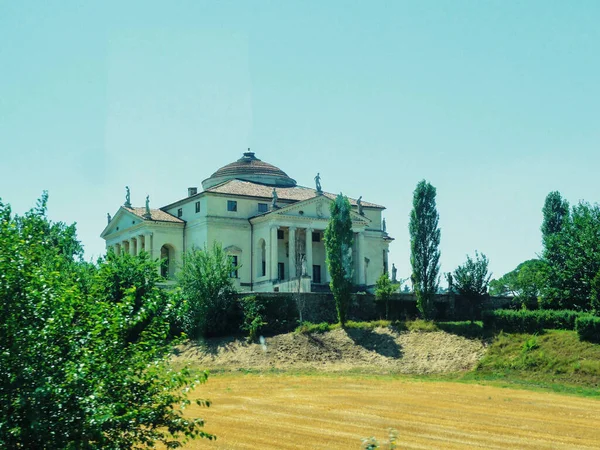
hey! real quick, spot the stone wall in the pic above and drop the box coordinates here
[237,292,515,331]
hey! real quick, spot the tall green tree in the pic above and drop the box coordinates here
[177,242,239,338]
[324,194,354,326]
[451,251,492,323]
[541,201,600,310]
[0,194,213,448]
[541,191,569,244]
[409,180,441,320]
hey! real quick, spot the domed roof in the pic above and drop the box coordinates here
[202,151,297,189]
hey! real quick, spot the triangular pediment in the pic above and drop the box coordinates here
[253,196,370,224]
[100,207,145,238]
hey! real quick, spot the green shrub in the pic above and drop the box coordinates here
[575,315,600,343]
[406,319,439,332]
[295,322,338,334]
[483,309,584,333]
[238,295,266,342]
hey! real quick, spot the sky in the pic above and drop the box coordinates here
[1,1,599,283]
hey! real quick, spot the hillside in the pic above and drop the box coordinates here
[174,327,485,374]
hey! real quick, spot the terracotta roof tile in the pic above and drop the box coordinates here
[124,207,184,223]
[205,180,384,209]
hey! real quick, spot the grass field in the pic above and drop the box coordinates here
[182,372,600,450]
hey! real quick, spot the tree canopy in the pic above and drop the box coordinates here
[409,180,441,320]
[324,194,354,326]
[489,259,548,308]
[0,194,212,448]
[451,251,492,322]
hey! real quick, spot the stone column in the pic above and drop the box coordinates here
[289,227,296,279]
[147,233,154,259]
[305,227,313,279]
[115,243,120,256]
[129,238,136,256]
[270,226,278,281]
[138,235,145,253]
[357,232,366,285]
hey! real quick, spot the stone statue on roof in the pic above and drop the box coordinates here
[124,186,131,208]
[392,263,397,283]
[271,187,278,209]
[382,218,387,233]
[107,213,111,224]
[357,196,363,215]
[315,173,322,194]
[144,195,151,218]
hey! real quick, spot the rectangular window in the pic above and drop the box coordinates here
[227,200,237,212]
[312,231,321,242]
[278,262,285,280]
[177,208,183,218]
[195,201,201,213]
[261,261,266,277]
[277,229,284,240]
[258,203,268,213]
[312,265,321,283]
[229,255,238,278]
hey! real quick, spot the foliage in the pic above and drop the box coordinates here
[474,330,600,392]
[324,193,354,326]
[451,252,492,322]
[482,309,585,334]
[409,180,441,320]
[590,270,600,314]
[489,259,549,309]
[238,295,266,342]
[361,429,398,449]
[575,315,600,343]
[177,243,238,337]
[541,200,600,311]
[374,273,399,320]
[405,319,438,333]
[0,194,212,449]
[541,191,570,242]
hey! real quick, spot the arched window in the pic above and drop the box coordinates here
[160,244,175,279]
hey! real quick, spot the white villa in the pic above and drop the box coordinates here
[100,151,393,292]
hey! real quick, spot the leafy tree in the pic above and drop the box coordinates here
[409,180,441,320]
[451,252,492,323]
[375,273,399,320]
[541,191,569,244]
[591,270,600,314]
[177,242,238,338]
[541,201,600,310]
[489,259,549,309]
[324,194,354,326]
[0,194,212,448]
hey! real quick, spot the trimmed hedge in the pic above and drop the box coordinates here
[482,309,584,333]
[575,315,600,343]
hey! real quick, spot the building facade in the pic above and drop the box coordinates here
[100,151,393,292]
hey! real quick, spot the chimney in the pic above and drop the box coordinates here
[188,187,198,197]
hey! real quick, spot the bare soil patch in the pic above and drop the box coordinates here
[174,328,485,374]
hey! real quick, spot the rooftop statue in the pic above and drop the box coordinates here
[107,213,111,224]
[271,187,278,209]
[382,218,387,233]
[124,186,131,208]
[357,196,363,215]
[392,263,397,283]
[144,195,151,218]
[315,173,322,194]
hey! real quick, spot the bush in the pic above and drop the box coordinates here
[575,315,600,343]
[177,243,238,338]
[483,309,584,333]
[238,295,266,342]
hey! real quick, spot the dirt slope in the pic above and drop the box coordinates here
[174,327,485,374]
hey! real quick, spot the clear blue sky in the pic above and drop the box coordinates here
[1,1,599,283]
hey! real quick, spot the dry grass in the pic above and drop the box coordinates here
[182,373,600,449]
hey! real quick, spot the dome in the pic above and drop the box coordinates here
[202,151,297,189]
